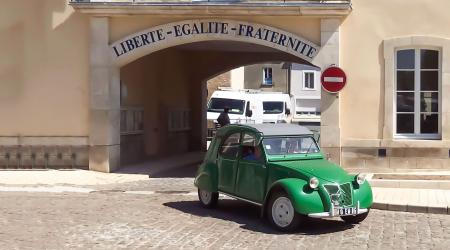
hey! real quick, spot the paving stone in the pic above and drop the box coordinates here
[0,191,450,249]
[388,203,407,212]
[406,204,428,213]
[372,202,387,210]
[427,206,448,215]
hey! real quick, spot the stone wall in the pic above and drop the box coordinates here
[243,63,288,93]
[0,137,88,169]
[342,147,450,172]
[207,71,231,100]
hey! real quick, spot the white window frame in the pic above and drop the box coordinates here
[262,67,273,86]
[302,70,316,90]
[393,47,442,140]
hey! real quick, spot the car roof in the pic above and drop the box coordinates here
[217,123,313,137]
[247,123,313,136]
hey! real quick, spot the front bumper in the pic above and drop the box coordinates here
[308,201,368,218]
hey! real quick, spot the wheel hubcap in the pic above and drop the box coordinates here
[272,197,294,228]
[199,190,212,204]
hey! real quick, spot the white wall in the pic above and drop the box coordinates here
[230,67,245,89]
[289,65,321,118]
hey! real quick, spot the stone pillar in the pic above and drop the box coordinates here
[313,19,341,164]
[89,17,120,172]
[201,80,208,151]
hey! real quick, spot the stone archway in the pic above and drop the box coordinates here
[88,17,341,173]
[110,19,320,68]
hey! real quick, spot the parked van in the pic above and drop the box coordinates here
[258,93,292,123]
[207,90,262,125]
[206,89,292,138]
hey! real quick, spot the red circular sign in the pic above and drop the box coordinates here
[321,66,347,93]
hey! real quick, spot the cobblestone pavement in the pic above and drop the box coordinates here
[1,190,450,250]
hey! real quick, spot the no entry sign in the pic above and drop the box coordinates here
[321,66,347,93]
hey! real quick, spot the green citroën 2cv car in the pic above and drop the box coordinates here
[195,124,373,231]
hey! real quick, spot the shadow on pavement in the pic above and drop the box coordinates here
[115,151,204,178]
[115,163,200,178]
[164,199,354,235]
[150,163,199,178]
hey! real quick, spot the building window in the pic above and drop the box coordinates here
[395,48,440,138]
[120,107,144,135]
[303,71,315,90]
[168,109,191,132]
[262,67,273,85]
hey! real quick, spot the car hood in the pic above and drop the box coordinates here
[271,159,353,183]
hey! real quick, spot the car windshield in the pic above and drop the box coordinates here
[263,101,284,114]
[207,98,245,114]
[262,137,320,155]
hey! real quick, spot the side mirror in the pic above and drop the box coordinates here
[285,102,291,115]
[246,110,253,117]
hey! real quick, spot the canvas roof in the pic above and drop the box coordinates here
[245,123,313,136]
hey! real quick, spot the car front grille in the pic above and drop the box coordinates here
[323,183,353,207]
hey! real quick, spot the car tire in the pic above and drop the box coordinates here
[341,209,370,224]
[198,189,219,208]
[267,191,302,232]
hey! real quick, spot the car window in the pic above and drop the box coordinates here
[219,132,241,159]
[263,137,320,155]
[241,133,263,162]
[207,98,245,114]
[242,133,256,146]
[263,101,284,114]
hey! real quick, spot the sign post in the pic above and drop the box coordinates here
[321,66,347,93]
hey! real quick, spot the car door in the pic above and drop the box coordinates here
[235,132,267,203]
[217,132,241,194]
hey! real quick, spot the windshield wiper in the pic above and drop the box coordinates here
[305,141,315,156]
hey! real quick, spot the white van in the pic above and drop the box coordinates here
[207,90,262,125]
[258,93,292,123]
[206,89,292,126]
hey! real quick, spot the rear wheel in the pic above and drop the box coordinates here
[267,192,302,232]
[198,189,218,208]
[341,209,370,224]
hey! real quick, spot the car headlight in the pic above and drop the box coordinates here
[356,173,366,185]
[309,177,319,189]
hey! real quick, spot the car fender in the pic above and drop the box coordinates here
[194,162,218,192]
[263,178,325,216]
[353,181,373,209]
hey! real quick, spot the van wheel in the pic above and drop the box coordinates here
[267,192,302,232]
[198,189,218,208]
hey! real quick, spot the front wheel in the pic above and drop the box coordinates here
[267,192,303,232]
[341,209,370,224]
[198,189,218,208]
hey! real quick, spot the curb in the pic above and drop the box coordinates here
[373,202,450,215]
[369,179,450,190]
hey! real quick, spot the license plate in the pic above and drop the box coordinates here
[336,207,357,216]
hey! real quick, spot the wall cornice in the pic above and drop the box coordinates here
[69,1,352,16]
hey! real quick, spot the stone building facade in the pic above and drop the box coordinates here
[0,0,449,172]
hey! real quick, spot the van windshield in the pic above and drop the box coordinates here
[263,102,284,114]
[208,98,245,114]
[263,137,320,155]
